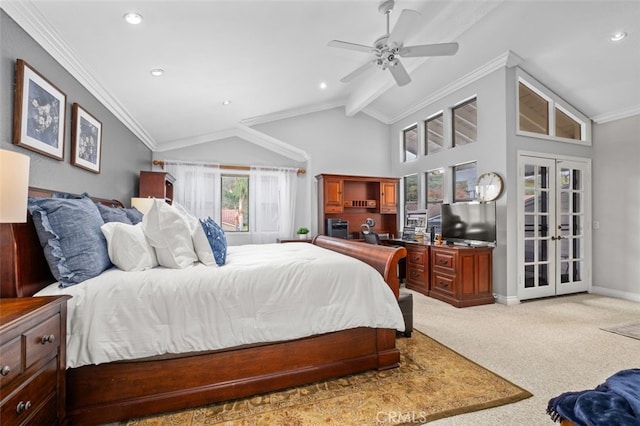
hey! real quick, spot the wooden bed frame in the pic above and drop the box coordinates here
[0,188,407,425]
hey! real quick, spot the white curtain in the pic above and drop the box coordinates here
[249,167,298,244]
[165,161,220,221]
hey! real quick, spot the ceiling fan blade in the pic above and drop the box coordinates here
[389,60,411,87]
[340,61,376,83]
[399,42,459,57]
[328,40,373,53]
[387,9,421,47]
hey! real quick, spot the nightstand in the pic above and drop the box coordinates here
[0,296,70,425]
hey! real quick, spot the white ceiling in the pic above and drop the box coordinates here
[3,0,639,153]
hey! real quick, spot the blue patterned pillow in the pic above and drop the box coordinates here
[200,217,227,266]
[28,196,112,287]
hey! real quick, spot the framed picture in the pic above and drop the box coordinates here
[13,59,67,160]
[71,103,102,173]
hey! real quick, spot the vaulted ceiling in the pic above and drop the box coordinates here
[3,1,639,153]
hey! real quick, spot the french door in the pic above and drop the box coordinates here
[517,154,591,300]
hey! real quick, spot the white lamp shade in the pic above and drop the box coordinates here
[0,149,30,223]
[130,197,155,215]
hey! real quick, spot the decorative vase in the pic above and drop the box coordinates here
[298,234,308,239]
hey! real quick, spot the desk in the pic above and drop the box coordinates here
[385,239,432,295]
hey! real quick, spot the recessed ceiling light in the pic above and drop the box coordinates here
[123,12,143,25]
[610,31,627,42]
[222,100,232,106]
[319,82,328,90]
[150,68,164,77]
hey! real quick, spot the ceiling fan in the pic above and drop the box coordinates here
[328,0,459,87]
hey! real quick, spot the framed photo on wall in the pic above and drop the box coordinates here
[13,58,67,160]
[71,103,102,173]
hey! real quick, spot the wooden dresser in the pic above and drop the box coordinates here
[0,296,70,425]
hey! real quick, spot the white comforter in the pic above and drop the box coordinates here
[36,243,404,368]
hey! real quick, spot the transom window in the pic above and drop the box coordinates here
[403,124,418,161]
[452,98,477,147]
[425,112,444,155]
[518,77,587,143]
[453,162,477,202]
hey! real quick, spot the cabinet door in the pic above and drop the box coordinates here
[380,181,397,213]
[324,177,343,212]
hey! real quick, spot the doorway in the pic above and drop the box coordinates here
[517,153,591,301]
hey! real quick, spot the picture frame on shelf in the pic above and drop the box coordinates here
[13,58,67,160]
[71,103,102,174]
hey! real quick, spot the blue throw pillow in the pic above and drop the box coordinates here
[123,207,144,224]
[96,203,133,224]
[28,196,112,287]
[200,217,227,266]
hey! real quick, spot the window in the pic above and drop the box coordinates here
[452,98,477,147]
[404,174,419,212]
[426,169,444,233]
[518,82,549,135]
[221,175,249,232]
[518,77,587,143]
[424,113,444,155]
[453,162,477,202]
[403,124,418,161]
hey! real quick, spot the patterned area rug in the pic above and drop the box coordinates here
[124,331,532,425]
[602,320,640,340]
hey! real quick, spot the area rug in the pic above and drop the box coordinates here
[602,320,640,340]
[124,330,532,425]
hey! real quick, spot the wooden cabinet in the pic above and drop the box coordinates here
[430,245,494,308]
[0,296,70,425]
[380,180,398,213]
[316,174,399,238]
[139,171,176,204]
[405,243,429,295]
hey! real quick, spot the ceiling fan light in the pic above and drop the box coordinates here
[123,12,143,25]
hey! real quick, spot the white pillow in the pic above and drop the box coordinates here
[141,200,198,269]
[100,223,158,271]
[173,202,216,266]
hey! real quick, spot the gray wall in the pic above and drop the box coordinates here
[591,115,640,301]
[1,11,151,203]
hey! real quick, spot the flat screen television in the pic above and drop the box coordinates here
[441,202,496,246]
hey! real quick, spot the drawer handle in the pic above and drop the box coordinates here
[16,400,32,414]
[1,365,10,376]
[439,281,449,288]
[410,271,420,278]
[438,259,448,265]
[411,256,420,261]
[41,334,56,344]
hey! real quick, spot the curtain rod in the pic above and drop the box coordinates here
[152,159,306,175]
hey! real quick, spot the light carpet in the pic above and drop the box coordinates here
[602,320,640,340]
[123,330,532,425]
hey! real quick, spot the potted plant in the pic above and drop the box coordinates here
[296,227,310,239]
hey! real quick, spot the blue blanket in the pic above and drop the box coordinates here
[547,369,640,425]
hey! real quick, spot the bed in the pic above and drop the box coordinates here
[0,187,407,425]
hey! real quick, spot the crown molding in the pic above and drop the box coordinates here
[591,104,640,124]
[388,50,523,124]
[2,1,158,151]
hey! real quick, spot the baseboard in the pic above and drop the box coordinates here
[494,294,521,305]
[591,286,640,303]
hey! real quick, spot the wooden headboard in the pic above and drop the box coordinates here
[0,187,123,298]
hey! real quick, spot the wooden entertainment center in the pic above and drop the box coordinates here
[400,241,494,308]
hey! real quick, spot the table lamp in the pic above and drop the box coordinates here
[130,197,154,215]
[0,149,30,223]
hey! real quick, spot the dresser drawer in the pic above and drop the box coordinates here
[0,337,23,390]
[406,266,427,285]
[1,357,57,426]
[432,272,456,296]
[406,247,427,266]
[432,249,456,272]
[24,314,60,369]
[324,205,343,213]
